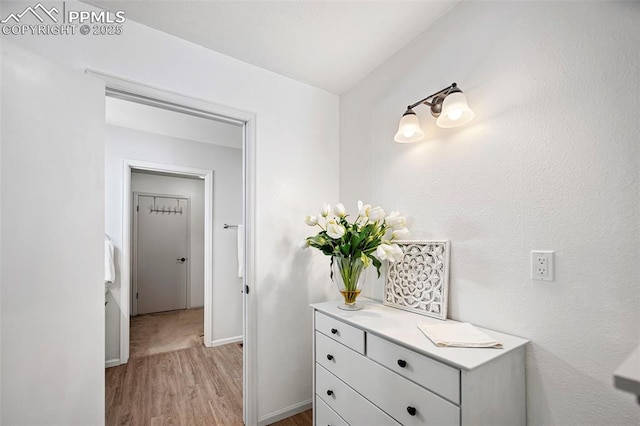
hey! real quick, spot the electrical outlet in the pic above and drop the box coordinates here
[531,251,554,281]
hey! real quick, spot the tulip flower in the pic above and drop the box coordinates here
[305,215,318,226]
[368,206,386,222]
[388,243,405,262]
[326,222,346,239]
[357,200,372,217]
[391,228,411,240]
[320,203,330,218]
[376,243,404,262]
[333,203,346,218]
[355,215,369,226]
[297,239,310,249]
[385,211,407,230]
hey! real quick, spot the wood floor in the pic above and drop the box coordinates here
[106,343,244,425]
[271,410,312,426]
[130,308,204,358]
[107,308,311,425]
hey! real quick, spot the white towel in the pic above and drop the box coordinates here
[105,238,116,284]
[237,225,244,278]
[418,322,503,348]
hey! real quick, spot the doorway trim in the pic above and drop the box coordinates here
[124,163,210,339]
[89,70,258,426]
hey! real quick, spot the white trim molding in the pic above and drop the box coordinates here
[257,399,313,426]
[122,160,213,361]
[211,335,244,348]
[242,103,258,426]
[87,70,258,426]
[105,359,120,369]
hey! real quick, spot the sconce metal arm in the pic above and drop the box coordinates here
[407,82,458,109]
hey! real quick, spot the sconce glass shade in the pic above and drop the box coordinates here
[436,91,475,128]
[394,109,424,143]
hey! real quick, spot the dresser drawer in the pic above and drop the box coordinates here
[316,332,460,426]
[315,312,365,354]
[315,395,348,426]
[367,333,461,404]
[316,364,399,426]
[316,331,360,381]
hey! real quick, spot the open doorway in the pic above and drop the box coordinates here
[99,74,256,424]
[130,173,201,357]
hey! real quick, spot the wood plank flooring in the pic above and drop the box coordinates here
[270,409,312,426]
[130,308,204,358]
[107,308,311,425]
[106,344,244,425]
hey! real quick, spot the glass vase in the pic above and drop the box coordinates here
[332,256,367,311]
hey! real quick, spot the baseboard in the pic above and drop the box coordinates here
[105,358,120,368]
[209,335,243,347]
[257,399,312,426]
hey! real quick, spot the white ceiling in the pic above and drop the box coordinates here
[86,1,460,94]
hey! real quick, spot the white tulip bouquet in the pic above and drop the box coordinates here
[301,201,410,308]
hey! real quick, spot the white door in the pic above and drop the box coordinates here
[1,41,105,423]
[135,194,189,314]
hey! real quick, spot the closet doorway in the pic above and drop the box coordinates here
[128,173,208,361]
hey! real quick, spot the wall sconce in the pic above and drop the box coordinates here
[394,82,475,143]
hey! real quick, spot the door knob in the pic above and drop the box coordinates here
[177,257,186,262]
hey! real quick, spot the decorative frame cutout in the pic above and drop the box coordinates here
[384,240,450,320]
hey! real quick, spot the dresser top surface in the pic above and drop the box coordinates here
[311,298,529,371]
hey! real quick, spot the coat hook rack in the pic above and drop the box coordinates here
[148,197,184,214]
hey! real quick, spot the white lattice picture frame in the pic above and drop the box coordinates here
[384,240,450,320]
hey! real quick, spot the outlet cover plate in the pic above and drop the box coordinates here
[531,250,554,281]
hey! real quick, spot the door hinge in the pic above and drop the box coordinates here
[136,205,139,212]
[136,292,139,299]
[245,285,249,294]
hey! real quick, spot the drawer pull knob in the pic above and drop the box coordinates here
[330,328,338,334]
[407,406,417,416]
[326,354,334,361]
[326,390,334,396]
[397,359,407,368]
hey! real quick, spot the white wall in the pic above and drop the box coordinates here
[106,97,242,149]
[1,41,105,425]
[132,171,207,308]
[4,1,339,420]
[340,2,640,425]
[105,125,243,361]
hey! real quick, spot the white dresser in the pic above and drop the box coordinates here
[311,298,528,426]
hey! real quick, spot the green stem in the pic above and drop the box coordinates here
[337,256,365,304]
